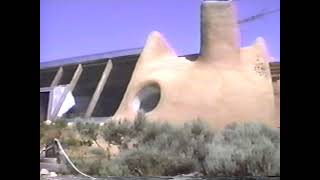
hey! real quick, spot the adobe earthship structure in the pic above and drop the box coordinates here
[40,0,280,128]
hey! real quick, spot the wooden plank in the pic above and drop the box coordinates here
[85,60,113,118]
[50,67,64,87]
[51,64,83,120]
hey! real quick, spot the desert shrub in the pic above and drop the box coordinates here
[67,146,107,176]
[90,148,106,157]
[101,120,134,145]
[66,117,212,176]
[102,145,196,176]
[40,121,67,144]
[59,128,82,147]
[41,115,280,177]
[54,120,68,129]
[61,137,82,147]
[98,117,215,176]
[205,122,280,176]
[40,128,61,145]
[40,120,91,147]
[144,120,214,163]
[75,122,100,141]
[140,122,172,143]
[98,158,131,176]
[72,157,103,176]
[132,110,147,133]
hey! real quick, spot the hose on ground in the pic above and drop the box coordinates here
[40,147,46,155]
[54,138,98,180]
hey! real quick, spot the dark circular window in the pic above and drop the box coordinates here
[132,83,161,113]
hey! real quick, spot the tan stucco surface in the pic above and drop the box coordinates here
[113,0,277,129]
[273,80,280,127]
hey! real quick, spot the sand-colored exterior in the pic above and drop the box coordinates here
[113,0,277,129]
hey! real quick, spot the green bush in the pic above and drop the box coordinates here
[40,121,67,144]
[72,157,103,176]
[76,122,100,141]
[90,148,106,157]
[133,110,147,133]
[101,120,134,145]
[205,122,280,176]
[98,145,196,176]
[98,158,131,176]
[40,116,280,177]
[96,117,215,176]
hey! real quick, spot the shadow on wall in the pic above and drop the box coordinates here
[273,80,280,127]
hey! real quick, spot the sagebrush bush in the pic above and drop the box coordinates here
[40,115,280,177]
[101,120,134,145]
[75,122,99,140]
[98,158,131,176]
[205,122,280,176]
[90,147,107,157]
[40,121,67,144]
[40,121,97,147]
[72,157,103,175]
[98,145,196,176]
[96,116,215,176]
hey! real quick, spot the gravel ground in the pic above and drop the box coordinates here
[40,175,280,180]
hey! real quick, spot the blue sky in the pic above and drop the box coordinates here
[40,0,280,62]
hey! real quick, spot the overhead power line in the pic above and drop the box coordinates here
[238,8,280,24]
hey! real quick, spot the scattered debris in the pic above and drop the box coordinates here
[40,168,50,176]
[67,122,74,127]
[49,172,58,177]
[44,120,52,125]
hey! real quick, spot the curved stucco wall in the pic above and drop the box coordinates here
[113,0,277,129]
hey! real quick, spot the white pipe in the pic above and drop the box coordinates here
[54,138,98,179]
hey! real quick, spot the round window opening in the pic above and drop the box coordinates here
[132,83,161,113]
